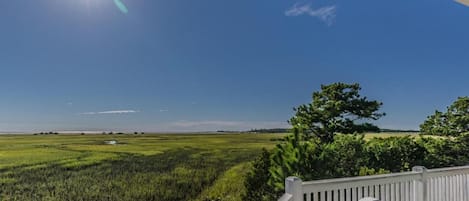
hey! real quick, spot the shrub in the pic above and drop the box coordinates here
[319,134,368,178]
[269,129,320,191]
[250,132,469,199]
[242,148,277,201]
[366,136,427,172]
[417,133,469,168]
[268,132,369,192]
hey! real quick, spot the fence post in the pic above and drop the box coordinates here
[285,176,303,201]
[413,166,427,201]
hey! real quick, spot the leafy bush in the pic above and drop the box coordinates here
[268,132,370,192]
[417,133,469,168]
[248,132,469,199]
[319,134,368,178]
[366,136,427,172]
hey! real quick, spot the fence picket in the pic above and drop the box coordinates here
[280,166,469,201]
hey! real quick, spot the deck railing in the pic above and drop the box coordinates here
[279,165,469,201]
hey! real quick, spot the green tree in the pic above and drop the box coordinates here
[420,96,469,136]
[289,82,385,143]
[269,128,320,191]
[242,148,277,201]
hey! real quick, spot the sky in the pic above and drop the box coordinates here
[0,0,468,132]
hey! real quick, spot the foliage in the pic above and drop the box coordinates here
[366,136,427,172]
[420,96,469,136]
[244,86,467,199]
[250,132,469,199]
[319,134,369,178]
[269,129,320,191]
[358,167,390,176]
[242,149,278,201]
[268,131,370,191]
[289,82,385,143]
[417,133,469,168]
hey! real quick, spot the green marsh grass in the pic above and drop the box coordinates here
[0,133,284,201]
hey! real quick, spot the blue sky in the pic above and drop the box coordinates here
[0,0,468,132]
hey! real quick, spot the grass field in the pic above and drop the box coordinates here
[0,133,286,201]
[0,132,417,200]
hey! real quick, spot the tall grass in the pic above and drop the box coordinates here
[0,134,284,200]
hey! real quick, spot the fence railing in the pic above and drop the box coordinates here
[279,165,469,201]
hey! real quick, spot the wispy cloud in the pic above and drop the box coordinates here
[285,3,336,25]
[98,110,138,114]
[166,120,290,131]
[80,112,98,115]
[159,109,169,112]
[170,121,241,127]
[79,110,139,115]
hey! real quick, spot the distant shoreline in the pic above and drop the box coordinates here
[0,128,419,135]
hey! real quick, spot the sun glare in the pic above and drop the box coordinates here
[54,0,128,14]
[81,0,107,8]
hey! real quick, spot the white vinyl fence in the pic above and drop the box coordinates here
[279,165,469,201]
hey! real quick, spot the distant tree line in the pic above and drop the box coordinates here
[380,129,419,133]
[248,128,291,133]
[34,132,58,135]
[215,129,291,133]
[102,132,145,135]
[33,131,147,136]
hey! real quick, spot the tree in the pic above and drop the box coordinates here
[420,96,469,136]
[242,148,277,201]
[289,82,385,143]
[269,128,319,191]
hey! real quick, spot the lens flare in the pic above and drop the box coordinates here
[114,0,128,14]
[456,0,469,6]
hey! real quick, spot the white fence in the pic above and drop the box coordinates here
[279,165,469,201]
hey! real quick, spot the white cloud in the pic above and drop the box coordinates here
[159,109,169,112]
[171,121,241,127]
[80,112,97,115]
[165,120,291,131]
[79,110,139,115]
[98,110,138,114]
[285,3,336,25]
